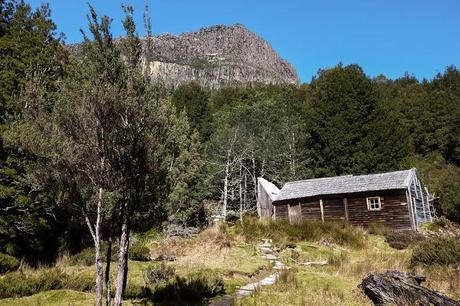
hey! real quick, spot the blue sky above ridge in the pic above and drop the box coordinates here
[29,0,460,83]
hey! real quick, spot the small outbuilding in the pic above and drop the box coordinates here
[257,169,434,231]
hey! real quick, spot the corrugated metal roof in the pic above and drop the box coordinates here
[274,169,415,202]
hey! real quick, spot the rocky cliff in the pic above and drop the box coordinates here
[141,24,299,88]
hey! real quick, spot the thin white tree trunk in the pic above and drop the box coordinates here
[94,188,103,306]
[83,185,104,306]
[239,163,243,222]
[288,130,295,179]
[105,236,112,306]
[222,148,231,219]
[114,202,130,306]
[243,169,247,214]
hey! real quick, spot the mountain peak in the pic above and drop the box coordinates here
[142,23,299,88]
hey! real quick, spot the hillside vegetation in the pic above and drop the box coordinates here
[1,219,459,305]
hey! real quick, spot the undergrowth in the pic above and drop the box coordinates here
[411,237,460,267]
[235,217,366,249]
[385,230,425,250]
[0,253,19,274]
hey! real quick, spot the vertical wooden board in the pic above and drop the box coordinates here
[323,198,346,220]
[288,203,302,224]
[320,199,324,223]
[343,198,349,221]
[274,204,289,221]
[300,200,321,220]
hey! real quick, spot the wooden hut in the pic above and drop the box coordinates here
[257,177,280,219]
[258,169,434,231]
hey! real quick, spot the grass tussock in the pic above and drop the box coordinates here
[144,262,176,285]
[235,217,367,249]
[367,222,388,236]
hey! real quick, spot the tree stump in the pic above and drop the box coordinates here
[359,270,460,306]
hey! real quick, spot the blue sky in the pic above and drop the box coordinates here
[29,0,460,83]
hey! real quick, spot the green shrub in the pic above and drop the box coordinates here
[145,262,176,285]
[235,217,366,249]
[129,241,150,261]
[151,269,224,302]
[385,230,425,250]
[124,282,148,299]
[69,247,95,266]
[183,269,225,299]
[66,272,95,292]
[0,268,67,298]
[0,253,19,274]
[410,237,460,267]
[69,243,119,266]
[433,216,450,228]
[367,222,388,235]
[423,216,451,231]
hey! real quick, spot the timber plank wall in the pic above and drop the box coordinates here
[347,191,411,230]
[273,190,412,230]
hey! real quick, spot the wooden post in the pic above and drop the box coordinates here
[343,198,349,221]
[424,187,433,222]
[288,204,292,224]
[406,189,417,231]
[319,199,324,223]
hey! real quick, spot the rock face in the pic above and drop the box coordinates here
[141,24,299,88]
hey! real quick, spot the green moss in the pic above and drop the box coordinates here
[421,222,442,232]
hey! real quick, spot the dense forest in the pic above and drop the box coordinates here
[0,1,459,304]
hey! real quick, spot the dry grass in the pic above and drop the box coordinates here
[239,233,460,306]
[2,223,460,305]
[152,229,267,277]
[414,266,460,300]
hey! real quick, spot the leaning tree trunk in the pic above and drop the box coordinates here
[359,270,460,306]
[114,202,130,306]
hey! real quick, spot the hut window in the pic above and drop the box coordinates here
[367,197,381,211]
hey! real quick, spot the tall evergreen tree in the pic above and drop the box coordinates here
[171,81,211,140]
[0,0,68,262]
[307,64,408,176]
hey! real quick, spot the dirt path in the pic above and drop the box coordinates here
[209,239,287,305]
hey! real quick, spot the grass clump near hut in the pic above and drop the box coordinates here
[235,217,366,249]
